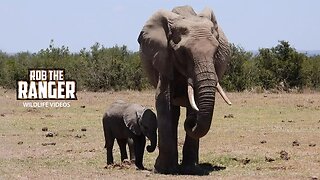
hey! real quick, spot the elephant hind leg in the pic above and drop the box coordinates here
[116,138,128,162]
[106,137,115,165]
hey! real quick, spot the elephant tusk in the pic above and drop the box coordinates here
[216,82,232,105]
[187,84,199,111]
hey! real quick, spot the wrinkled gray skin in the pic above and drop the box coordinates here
[138,6,230,174]
[102,100,157,170]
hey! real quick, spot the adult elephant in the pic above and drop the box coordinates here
[138,6,231,174]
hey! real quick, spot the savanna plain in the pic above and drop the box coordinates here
[0,88,319,179]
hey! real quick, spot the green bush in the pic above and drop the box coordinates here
[222,44,256,91]
[0,41,149,91]
[302,55,320,90]
[0,40,318,92]
[253,41,306,90]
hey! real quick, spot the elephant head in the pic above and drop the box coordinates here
[138,6,231,139]
[124,104,157,152]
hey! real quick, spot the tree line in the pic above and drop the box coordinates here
[0,40,319,92]
[222,41,320,92]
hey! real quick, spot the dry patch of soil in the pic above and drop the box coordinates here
[0,88,319,179]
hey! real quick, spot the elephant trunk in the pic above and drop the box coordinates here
[185,69,216,139]
[146,131,157,152]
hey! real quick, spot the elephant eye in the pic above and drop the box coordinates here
[170,27,188,44]
[211,27,215,34]
[178,27,188,35]
[211,27,218,38]
[171,33,181,44]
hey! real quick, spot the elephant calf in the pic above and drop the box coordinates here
[102,100,157,170]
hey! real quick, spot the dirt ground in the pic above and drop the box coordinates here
[0,88,319,179]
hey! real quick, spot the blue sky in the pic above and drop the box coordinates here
[1,0,319,53]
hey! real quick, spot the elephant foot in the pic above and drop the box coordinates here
[179,163,209,175]
[154,156,178,174]
[134,162,145,170]
[104,164,113,169]
[122,159,132,166]
[136,165,145,170]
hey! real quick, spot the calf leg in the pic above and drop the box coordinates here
[117,138,128,162]
[127,138,135,162]
[106,137,115,165]
[133,135,146,170]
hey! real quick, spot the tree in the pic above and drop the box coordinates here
[302,55,320,90]
[222,44,255,91]
[255,41,306,90]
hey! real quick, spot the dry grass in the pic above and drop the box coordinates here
[0,87,319,179]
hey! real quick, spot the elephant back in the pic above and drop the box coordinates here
[105,100,129,118]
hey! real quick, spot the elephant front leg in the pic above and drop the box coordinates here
[133,135,146,170]
[182,108,199,166]
[180,108,205,175]
[182,135,199,166]
[155,77,179,174]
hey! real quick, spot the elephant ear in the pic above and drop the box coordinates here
[199,7,230,81]
[214,27,230,81]
[140,109,157,129]
[138,10,180,87]
[123,104,144,135]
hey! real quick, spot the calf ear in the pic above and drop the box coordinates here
[123,107,142,135]
[141,109,157,126]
